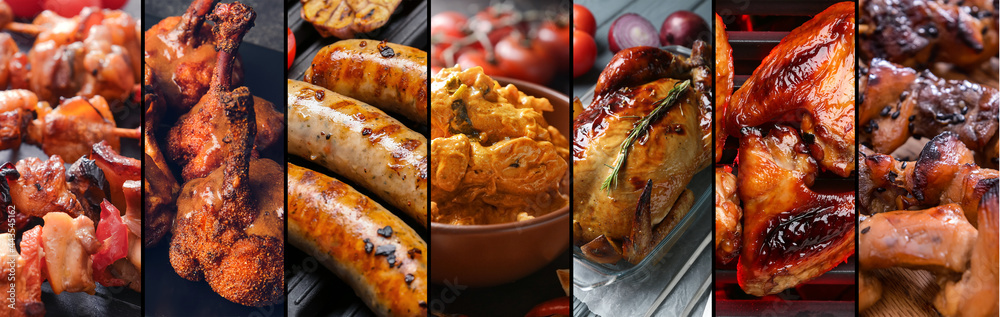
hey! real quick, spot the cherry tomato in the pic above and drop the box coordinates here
[573,4,597,36]
[572,29,597,78]
[7,0,44,18]
[537,21,571,72]
[102,0,128,10]
[456,49,506,78]
[494,33,555,84]
[470,7,516,46]
[524,297,570,317]
[431,11,468,39]
[44,0,101,18]
[287,28,296,69]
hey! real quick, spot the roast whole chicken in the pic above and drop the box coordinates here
[573,42,712,264]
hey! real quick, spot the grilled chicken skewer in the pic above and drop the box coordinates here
[0,90,139,162]
[859,58,999,167]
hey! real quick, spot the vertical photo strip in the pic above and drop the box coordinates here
[288,0,428,316]
[0,0,143,315]
[428,0,572,315]
[714,0,858,315]
[571,0,713,316]
[857,0,999,315]
[144,0,285,315]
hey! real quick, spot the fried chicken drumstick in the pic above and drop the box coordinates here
[145,0,245,112]
[166,2,283,181]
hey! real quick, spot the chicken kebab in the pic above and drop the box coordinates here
[856,1,999,315]
[713,2,857,296]
[0,0,141,105]
[143,0,285,307]
[573,39,712,264]
[0,140,142,316]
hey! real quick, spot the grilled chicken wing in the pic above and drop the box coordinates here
[726,2,856,176]
[935,183,999,317]
[859,271,883,312]
[859,58,998,167]
[736,125,855,296]
[859,204,978,273]
[573,45,711,257]
[858,132,998,226]
[714,166,740,264]
[859,0,998,69]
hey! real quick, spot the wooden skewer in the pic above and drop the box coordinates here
[4,22,42,36]
[112,127,140,139]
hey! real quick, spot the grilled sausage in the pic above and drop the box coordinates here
[304,39,428,124]
[288,163,427,317]
[287,79,428,226]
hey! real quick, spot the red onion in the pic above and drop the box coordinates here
[659,11,709,47]
[608,13,660,53]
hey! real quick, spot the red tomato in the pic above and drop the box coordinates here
[573,4,597,36]
[537,21,571,72]
[456,49,506,78]
[431,11,468,39]
[470,7,516,46]
[494,33,555,84]
[572,30,597,78]
[102,0,128,10]
[44,0,101,18]
[287,28,296,69]
[7,0,44,18]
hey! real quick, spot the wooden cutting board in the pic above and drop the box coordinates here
[862,267,942,317]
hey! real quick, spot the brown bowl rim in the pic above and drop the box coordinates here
[431,76,571,234]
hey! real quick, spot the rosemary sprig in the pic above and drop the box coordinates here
[601,80,690,192]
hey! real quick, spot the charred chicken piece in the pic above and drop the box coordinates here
[858,132,998,226]
[714,166,740,264]
[10,155,84,219]
[89,141,140,217]
[935,182,999,317]
[859,204,978,273]
[144,0,245,112]
[66,155,110,223]
[726,2,856,176]
[574,45,711,256]
[860,0,998,70]
[170,3,283,307]
[858,58,998,168]
[143,88,179,247]
[714,13,733,163]
[736,125,855,296]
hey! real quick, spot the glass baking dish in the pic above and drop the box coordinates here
[572,168,711,290]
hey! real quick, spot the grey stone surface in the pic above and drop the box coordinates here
[145,0,283,51]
